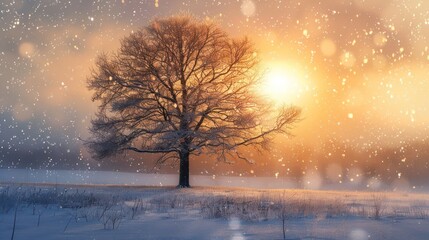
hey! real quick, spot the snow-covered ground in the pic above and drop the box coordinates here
[1,169,429,239]
[0,168,299,189]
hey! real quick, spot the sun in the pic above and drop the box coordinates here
[261,62,304,105]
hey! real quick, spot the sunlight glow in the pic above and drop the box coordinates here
[261,62,305,104]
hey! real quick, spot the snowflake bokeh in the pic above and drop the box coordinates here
[1,0,428,189]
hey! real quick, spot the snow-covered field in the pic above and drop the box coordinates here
[1,169,429,240]
[0,168,299,189]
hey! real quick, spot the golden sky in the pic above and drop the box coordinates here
[1,0,428,188]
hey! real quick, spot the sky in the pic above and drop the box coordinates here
[1,0,429,188]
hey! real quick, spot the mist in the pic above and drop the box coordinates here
[1,0,429,190]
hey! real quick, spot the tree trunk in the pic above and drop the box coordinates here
[177,150,191,188]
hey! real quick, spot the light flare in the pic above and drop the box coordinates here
[260,62,306,105]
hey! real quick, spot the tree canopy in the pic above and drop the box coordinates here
[86,15,301,187]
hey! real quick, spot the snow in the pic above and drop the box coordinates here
[0,168,299,189]
[1,0,429,238]
[3,212,428,240]
[1,169,429,240]
[1,0,429,191]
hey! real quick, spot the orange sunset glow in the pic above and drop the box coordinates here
[260,61,308,105]
[1,0,429,191]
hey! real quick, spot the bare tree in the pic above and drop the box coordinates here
[86,15,300,188]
